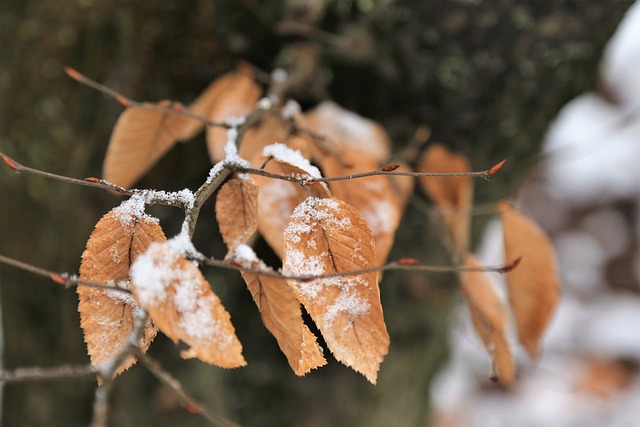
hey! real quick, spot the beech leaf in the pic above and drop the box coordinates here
[103,100,193,188]
[304,101,391,163]
[499,201,561,358]
[282,197,389,383]
[205,70,262,162]
[459,254,516,386]
[78,209,165,377]
[215,176,259,253]
[319,147,407,264]
[241,272,326,375]
[130,242,245,368]
[418,144,473,258]
[255,144,331,258]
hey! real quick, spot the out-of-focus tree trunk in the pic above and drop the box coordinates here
[0,1,631,426]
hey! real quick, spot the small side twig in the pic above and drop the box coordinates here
[0,364,97,383]
[136,351,242,427]
[64,67,229,130]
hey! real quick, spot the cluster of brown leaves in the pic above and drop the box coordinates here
[418,145,561,385]
[77,67,560,386]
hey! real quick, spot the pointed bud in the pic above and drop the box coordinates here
[0,153,19,170]
[84,177,102,183]
[381,164,400,172]
[64,67,83,81]
[396,258,420,265]
[115,94,130,107]
[488,159,507,176]
[500,256,523,273]
[49,273,67,285]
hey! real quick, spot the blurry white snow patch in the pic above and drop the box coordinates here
[601,0,640,106]
[543,93,640,204]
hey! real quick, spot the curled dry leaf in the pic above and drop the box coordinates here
[282,197,389,383]
[206,70,262,162]
[130,242,245,368]
[241,272,326,375]
[499,201,561,358]
[78,210,165,377]
[459,254,516,386]
[215,175,259,254]
[255,144,331,258]
[104,100,187,188]
[319,147,407,264]
[418,144,473,259]
[304,101,392,163]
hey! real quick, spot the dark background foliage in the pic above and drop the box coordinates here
[0,1,632,426]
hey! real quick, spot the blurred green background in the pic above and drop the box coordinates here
[0,1,631,426]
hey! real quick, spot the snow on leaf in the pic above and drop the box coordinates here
[499,201,561,358]
[304,101,391,163]
[319,147,407,264]
[418,144,473,259]
[78,210,164,377]
[241,272,326,375]
[459,254,516,386]
[103,100,195,189]
[255,149,331,258]
[282,197,389,383]
[205,70,262,163]
[130,242,245,368]
[215,175,259,253]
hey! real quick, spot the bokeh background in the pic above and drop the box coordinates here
[0,1,636,426]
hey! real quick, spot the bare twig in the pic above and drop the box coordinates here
[237,161,502,185]
[64,67,229,129]
[203,255,520,282]
[136,351,242,427]
[0,254,130,294]
[0,364,97,383]
[1,152,132,195]
[91,381,114,427]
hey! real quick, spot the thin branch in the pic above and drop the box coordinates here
[64,67,229,129]
[237,159,505,186]
[202,255,520,282]
[1,152,132,195]
[0,364,97,383]
[136,351,243,427]
[0,253,130,294]
[91,381,114,427]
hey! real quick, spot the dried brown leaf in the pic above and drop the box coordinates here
[130,243,245,368]
[103,100,188,188]
[282,197,389,383]
[78,210,165,377]
[499,201,561,358]
[304,101,391,163]
[239,113,290,167]
[215,176,259,253]
[241,272,326,375]
[418,144,473,258]
[205,71,262,162]
[255,144,331,258]
[459,254,516,386]
[319,147,406,264]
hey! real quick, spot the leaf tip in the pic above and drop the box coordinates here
[0,153,19,170]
